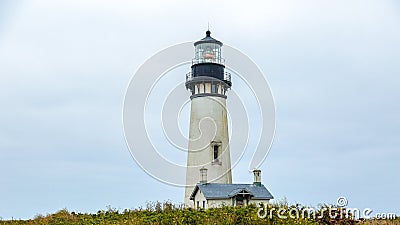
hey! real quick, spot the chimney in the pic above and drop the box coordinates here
[200,167,208,184]
[253,169,261,186]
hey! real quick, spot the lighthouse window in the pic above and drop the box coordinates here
[211,84,217,93]
[213,145,219,160]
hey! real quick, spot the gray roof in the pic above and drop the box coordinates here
[190,183,274,200]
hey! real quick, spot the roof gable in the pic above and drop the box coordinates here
[228,188,254,197]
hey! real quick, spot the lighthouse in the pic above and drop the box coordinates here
[184,31,233,206]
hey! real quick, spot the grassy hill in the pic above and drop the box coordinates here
[1,202,398,225]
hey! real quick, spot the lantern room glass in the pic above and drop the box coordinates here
[194,43,223,64]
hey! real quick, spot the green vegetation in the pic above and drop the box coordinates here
[1,201,398,225]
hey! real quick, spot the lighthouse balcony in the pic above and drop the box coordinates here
[186,71,231,84]
[185,72,232,98]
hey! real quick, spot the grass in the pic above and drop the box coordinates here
[0,201,398,225]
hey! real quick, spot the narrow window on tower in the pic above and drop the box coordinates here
[211,141,222,165]
[213,145,218,161]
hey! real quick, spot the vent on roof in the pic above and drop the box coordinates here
[253,169,261,186]
[200,167,208,184]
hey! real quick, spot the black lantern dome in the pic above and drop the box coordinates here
[194,30,223,46]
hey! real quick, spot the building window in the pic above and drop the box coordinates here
[197,201,199,209]
[236,195,244,206]
[202,201,205,209]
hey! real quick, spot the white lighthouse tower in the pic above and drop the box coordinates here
[184,31,233,206]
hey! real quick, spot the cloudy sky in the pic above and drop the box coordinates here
[1,0,399,220]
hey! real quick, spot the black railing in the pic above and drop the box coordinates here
[192,58,225,65]
[186,71,231,83]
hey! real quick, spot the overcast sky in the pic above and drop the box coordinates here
[0,0,399,220]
